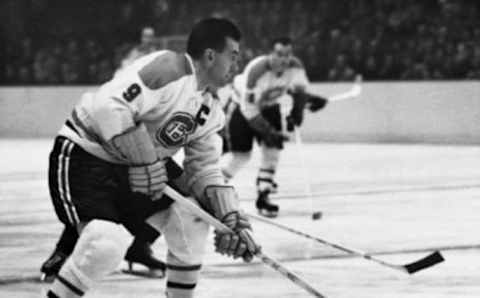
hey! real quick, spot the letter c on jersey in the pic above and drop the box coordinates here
[156,112,197,147]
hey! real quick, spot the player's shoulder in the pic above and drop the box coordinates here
[288,56,305,69]
[138,50,193,90]
[245,56,270,88]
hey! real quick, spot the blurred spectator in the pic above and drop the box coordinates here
[1,0,479,84]
[115,26,159,74]
[378,54,401,80]
[328,54,356,81]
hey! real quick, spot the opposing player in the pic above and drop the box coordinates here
[45,18,260,298]
[220,37,328,217]
[41,28,165,281]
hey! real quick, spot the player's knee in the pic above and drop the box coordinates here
[71,220,132,280]
[229,151,252,170]
[164,204,210,265]
[261,147,280,168]
[222,151,252,179]
[179,216,209,264]
[233,151,252,163]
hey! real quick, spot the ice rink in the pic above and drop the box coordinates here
[1,139,479,298]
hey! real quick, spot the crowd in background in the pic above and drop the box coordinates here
[1,0,479,84]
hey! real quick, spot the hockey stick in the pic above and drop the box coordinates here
[162,186,327,298]
[294,128,322,220]
[327,75,363,102]
[248,213,444,274]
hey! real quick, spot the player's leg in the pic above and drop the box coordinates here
[221,105,255,182]
[47,220,132,298]
[45,136,134,297]
[40,224,78,282]
[42,225,165,282]
[44,145,166,280]
[256,146,281,217]
[257,146,281,194]
[120,157,184,277]
[255,104,284,217]
[147,198,210,298]
[124,223,166,277]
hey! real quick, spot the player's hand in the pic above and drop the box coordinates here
[248,115,288,148]
[263,130,289,148]
[214,211,261,262]
[204,186,261,262]
[286,115,296,132]
[129,159,167,200]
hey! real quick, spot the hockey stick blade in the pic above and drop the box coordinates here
[328,76,362,102]
[403,251,444,274]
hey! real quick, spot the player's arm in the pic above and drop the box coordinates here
[183,127,260,261]
[240,61,288,147]
[90,58,183,199]
[291,57,328,112]
[286,58,328,131]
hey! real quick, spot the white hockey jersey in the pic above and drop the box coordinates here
[236,55,310,119]
[59,50,225,197]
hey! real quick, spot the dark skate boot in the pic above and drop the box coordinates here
[256,190,279,218]
[123,239,166,278]
[40,250,68,282]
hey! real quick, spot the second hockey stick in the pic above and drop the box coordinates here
[327,74,363,102]
[248,213,444,274]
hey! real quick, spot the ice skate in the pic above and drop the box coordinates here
[40,250,68,282]
[256,190,279,218]
[123,240,166,278]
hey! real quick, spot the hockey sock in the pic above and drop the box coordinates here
[257,146,280,192]
[165,251,201,298]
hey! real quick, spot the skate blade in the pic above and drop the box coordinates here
[121,268,165,279]
[123,262,165,278]
[257,209,278,218]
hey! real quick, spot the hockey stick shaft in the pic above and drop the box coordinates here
[294,129,314,199]
[162,186,326,298]
[248,213,443,274]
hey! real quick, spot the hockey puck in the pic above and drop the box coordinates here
[312,211,322,220]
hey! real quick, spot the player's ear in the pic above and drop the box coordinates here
[204,48,215,64]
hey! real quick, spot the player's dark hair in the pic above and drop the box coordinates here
[271,37,293,47]
[187,18,242,59]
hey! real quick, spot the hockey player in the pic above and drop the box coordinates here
[220,37,328,217]
[41,27,166,282]
[45,18,260,298]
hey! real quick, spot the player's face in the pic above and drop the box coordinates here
[209,37,240,88]
[270,43,293,73]
[141,31,155,45]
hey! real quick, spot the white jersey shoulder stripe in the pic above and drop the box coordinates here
[244,55,270,89]
[138,51,193,90]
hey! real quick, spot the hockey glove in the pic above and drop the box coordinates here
[108,123,168,200]
[286,90,309,131]
[129,160,168,200]
[248,114,289,148]
[307,94,328,112]
[204,186,261,262]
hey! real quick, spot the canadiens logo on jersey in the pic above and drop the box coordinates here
[259,86,286,104]
[157,112,197,147]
